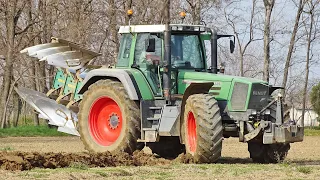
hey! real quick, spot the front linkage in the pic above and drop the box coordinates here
[244,94,304,144]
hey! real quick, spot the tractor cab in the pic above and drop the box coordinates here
[116,24,233,97]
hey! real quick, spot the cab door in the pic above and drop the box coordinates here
[134,33,163,97]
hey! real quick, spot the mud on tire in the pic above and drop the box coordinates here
[182,94,223,163]
[78,79,140,154]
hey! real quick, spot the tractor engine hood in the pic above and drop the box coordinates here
[178,70,266,84]
[178,70,268,103]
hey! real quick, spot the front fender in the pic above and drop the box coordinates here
[78,68,139,100]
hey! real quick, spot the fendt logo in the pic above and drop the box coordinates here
[252,90,267,96]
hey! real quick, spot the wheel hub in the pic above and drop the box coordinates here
[89,96,123,146]
[109,113,119,129]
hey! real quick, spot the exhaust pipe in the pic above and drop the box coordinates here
[163,1,171,103]
[211,29,218,74]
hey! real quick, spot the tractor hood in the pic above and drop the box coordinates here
[178,70,266,84]
[177,70,267,101]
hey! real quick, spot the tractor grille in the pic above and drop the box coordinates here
[248,83,269,110]
[231,82,249,110]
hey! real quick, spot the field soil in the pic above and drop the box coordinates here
[0,136,319,179]
[0,136,319,160]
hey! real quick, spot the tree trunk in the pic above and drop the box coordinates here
[262,0,274,83]
[12,91,22,127]
[301,3,316,127]
[0,0,17,128]
[282,0,305,97]
[27,0,40,126]
[109,0,119,63]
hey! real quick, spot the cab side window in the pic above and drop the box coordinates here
[116,34,133,67]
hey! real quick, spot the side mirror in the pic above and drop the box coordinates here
[145,38,155,52]
[230,40,235,53]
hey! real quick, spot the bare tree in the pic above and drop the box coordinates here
[224,0,262,77]
[262,0,275,82]
[301,0,319,125]
[0,0,19,128]
[282,0,306,97]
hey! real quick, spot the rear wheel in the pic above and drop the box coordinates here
[183,94,223,163]
[78,79,140,153]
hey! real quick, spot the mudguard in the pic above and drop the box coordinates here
[78,68,139,100]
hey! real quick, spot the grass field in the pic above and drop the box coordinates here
[0,125,319,179]
[1,161,320,180]
[304,126,320,136]
[0,124,319,137]
[0,125,68,137]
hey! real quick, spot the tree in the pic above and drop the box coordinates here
[302,0,319,125]
[310,83,320,118]
[224,0,261,77]
[0,0,19,128]
[282,0,306,97]
[262,0,275,82]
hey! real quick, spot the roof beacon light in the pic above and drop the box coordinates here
[127,9,133,17]
[180,11,186,23]
[127,9,133,33]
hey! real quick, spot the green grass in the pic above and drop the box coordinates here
[0,146,14,151]
[304,126,320,136]
[0,125,69,137]
[297,166,312,174]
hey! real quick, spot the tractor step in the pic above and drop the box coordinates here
[149,107,162,110]
[142,128,157,131]
[137,139,149,143]
[147,117,160,121]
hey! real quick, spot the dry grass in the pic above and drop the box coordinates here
[1,162,320,180]
[0,135,320,179]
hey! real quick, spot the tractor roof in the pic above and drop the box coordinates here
[118,24,208,34]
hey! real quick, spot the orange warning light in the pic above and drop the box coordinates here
[179,11,186,19]
[127,9,133,16]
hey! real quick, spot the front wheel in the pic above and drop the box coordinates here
[183,94,223,163]
[78,79,140,153]
[248,142,290,163]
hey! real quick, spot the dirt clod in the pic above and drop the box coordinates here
[0,151,170,171]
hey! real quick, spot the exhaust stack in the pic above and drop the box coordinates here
[211,29,218,74]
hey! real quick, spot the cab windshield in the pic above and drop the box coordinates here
[171,34,204,69]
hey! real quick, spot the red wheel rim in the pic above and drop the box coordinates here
[187,111,197,153]
[89,96,122,146]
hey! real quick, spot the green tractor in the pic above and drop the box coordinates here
[17,23,303,163]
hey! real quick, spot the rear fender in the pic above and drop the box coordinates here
[78,68,140,100]
[180,82,214,143]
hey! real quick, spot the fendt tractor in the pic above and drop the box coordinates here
[16,12,303,164]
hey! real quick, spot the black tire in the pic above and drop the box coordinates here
[78,79,140,153]
[182,94,223,163]
[248,142,290,163]
[148,137,185,158]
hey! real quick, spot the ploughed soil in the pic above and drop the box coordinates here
[0,151,171,171]
[0,136,319,171]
